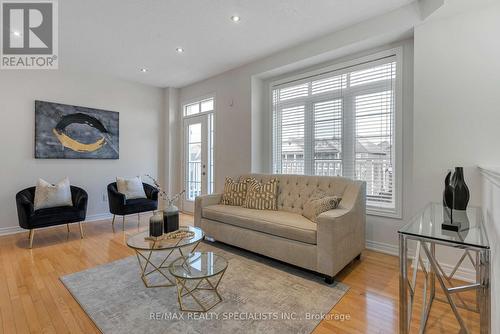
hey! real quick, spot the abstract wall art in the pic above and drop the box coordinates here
[35,100,119,159]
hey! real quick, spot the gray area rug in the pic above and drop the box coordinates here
[61,241,348,334]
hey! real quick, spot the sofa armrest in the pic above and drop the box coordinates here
[316,181,366,277]
[194,193,222,227]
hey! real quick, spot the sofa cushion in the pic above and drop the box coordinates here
[221,177,249,206]
[202,204,316,244]
[243,178,278,210]
[302,190,342,222]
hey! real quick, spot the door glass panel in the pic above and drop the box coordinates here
[187,123,202,200]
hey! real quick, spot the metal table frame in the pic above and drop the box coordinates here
[399,233,490,333]
[133,238,202,288]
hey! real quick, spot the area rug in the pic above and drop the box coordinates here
[60,241,348,334]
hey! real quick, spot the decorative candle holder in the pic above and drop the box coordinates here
[149,212,164,238]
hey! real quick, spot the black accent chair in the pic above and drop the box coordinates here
[16,186,88,248]
[107,182,158,231]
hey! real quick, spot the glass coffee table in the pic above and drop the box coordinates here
[126,226,204,288]
[169,251,228,312]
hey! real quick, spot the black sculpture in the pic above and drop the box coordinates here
[442,167,470,232]
[443,167,470,210]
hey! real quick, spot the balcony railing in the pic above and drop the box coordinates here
[281,159,393,205]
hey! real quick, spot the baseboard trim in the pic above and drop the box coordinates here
[366,239,476,283]
[0,212,115,237]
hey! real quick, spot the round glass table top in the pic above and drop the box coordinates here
[169,252,228,279]
[126,226,204,251]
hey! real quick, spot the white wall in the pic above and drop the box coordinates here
[0,70,163,232]
[413,2,500,275]
[480,168,500,333]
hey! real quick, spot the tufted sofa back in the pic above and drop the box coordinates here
[239,173,364,215]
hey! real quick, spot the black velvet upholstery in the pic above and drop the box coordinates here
[107,182,158,216]
[16,186,88,230]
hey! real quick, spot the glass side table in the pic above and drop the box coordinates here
[398,203,490,334]
[169,251,228,312]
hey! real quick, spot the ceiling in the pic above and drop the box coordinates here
[60,0,414,88]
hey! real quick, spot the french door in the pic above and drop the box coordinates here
[182,113,214,212]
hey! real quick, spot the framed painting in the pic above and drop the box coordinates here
[35,100,119,159]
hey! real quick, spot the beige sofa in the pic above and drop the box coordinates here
[195,173,366,283]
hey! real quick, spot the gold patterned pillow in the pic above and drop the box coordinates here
[243,178,278,210]
[302,192,342,222]
[221,177,248,206]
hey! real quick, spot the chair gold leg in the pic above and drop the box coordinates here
[137,213,140,228]
[122,215,125,231]
[29,229,35,248]
[112,215,116,232]
[79,222,84,239]
[66,224,70,234]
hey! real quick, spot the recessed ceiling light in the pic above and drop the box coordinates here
[176,47,184,53]
[230,15,240,22]
[140,68,148,73]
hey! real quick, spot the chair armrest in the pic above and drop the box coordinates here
[194,193,222,227]
[16,195,34,229]
[143,183,159,201]
[73,189,88,211]
[107,184,126,213]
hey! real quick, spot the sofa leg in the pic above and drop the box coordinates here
[29,229,35,249]
[79,222,84,239]
[122,215,125,231]
[324,275,335,285]
[66,224,70,234]
[355,253,361,261]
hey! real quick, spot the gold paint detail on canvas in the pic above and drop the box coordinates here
[52,129,106,152]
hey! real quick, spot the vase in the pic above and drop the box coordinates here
[163,205,179,233]
[451,167,469,210]
[149,212,164,237]
[442,171,454,209]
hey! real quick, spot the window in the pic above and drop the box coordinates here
[272,54,400,215]
[184,97,215,116]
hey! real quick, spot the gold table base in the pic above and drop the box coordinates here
[174,269,227,312]
[133,240,201,288]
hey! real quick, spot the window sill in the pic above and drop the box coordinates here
[367,206,402,219]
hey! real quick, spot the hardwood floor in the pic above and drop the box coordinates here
[0,214,480,333]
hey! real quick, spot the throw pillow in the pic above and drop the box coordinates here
[243,178,278,210]
[221,177,249,206]
[34,177,73,211]
[116,176,147,200]
[302,191,342,222]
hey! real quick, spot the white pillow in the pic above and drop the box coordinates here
[116,176,146,200]
[34,177,73,211]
